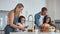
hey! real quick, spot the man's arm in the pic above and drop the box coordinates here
[34,14,40,27]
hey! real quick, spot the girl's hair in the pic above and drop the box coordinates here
[43,16,52,25]
[18,16,25,22]
[14,3,24,16]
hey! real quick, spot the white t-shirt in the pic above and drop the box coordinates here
[39,15,44,26]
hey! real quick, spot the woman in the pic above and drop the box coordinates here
[4,3,25,34]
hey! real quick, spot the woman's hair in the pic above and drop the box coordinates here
[14,3,24,10]
[18,16,25,22]
[14,3,24,16]
[43,16,51,25]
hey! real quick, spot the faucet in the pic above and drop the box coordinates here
[27,14,34,31]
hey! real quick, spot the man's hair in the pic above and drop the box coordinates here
[41,7,47,11]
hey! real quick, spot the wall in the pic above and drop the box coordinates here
[46,0,60,20]
[46,0,56,21]
[0,0,46,16]
[55,0,60,20]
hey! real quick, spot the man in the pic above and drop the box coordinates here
[34,7,56,28]
[35,7,48,27]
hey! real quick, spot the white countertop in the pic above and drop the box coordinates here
[10,32,60,34]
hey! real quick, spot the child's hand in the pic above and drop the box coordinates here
[24,26,28,28]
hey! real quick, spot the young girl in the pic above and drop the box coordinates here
[16,16,28,32]
[40,17,56,32]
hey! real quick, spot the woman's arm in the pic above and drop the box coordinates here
[8,11,25,30]
[8,11,18,28]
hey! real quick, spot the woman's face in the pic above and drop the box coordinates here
[46,18,50,23]
[21,18,25,24]
[16,6,23,13]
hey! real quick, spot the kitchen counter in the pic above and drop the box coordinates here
[10,32,34,34]
[10,32,60,34]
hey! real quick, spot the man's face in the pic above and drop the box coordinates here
[42,10,47,15]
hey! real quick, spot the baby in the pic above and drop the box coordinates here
[16,16,28,32]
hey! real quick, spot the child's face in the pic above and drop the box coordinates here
[21,18,25,24]
[46,18,50,23]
